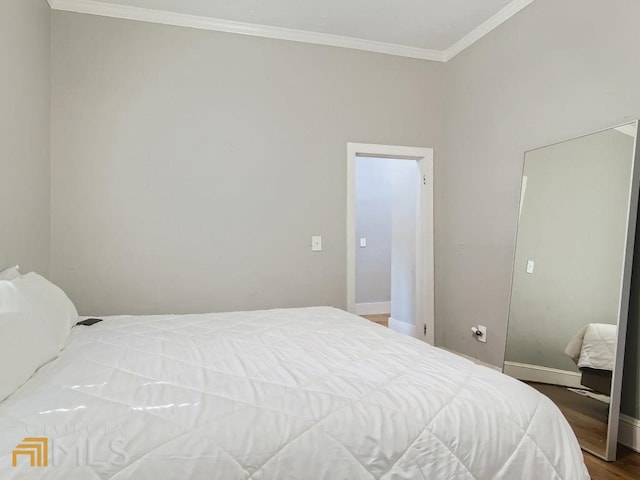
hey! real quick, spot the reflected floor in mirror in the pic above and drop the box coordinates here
[526,382,640,479]
[526,382,608,453]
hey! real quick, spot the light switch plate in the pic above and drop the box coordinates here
[526,260,535,274]
[360,238,367,248]
[311,236,322,252]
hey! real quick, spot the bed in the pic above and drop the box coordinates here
[565,323,617,395]
[0,273,588,479]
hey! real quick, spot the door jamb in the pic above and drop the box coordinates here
[346,143,434,344]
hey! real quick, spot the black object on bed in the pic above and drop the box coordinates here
[76,318,103,326]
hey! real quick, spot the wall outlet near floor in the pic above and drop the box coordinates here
[472,325,487,343]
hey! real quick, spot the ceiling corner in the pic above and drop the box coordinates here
[444,0,536,62]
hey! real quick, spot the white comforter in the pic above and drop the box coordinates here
[0,307,587,479]
[565,323,617,371]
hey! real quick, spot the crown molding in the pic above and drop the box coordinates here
[47,0,445,62]
[48,0,535,63]
[615,124,638,138]
[444,0,535,61]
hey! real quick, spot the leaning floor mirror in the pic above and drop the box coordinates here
[504,121,640,461]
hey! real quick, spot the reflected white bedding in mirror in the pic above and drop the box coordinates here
[504,121,640,461]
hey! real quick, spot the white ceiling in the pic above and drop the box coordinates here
[48,0,535,61]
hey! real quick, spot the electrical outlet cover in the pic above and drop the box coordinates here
[478,325,487,343]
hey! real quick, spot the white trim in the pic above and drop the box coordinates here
[438,347,502,372]
[48,0,534,62]
[47,0,444,61]
[615,124,638,138]
[518,175,528,221]
[346,143,434,345]
[503,361,583,389]
[619,414,640,453]
[388,317,416,337]
[355,302,390,316]
[605,119,640,460]
[443,0,536,61]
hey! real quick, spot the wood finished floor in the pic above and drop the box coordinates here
[361,314,389,327]
[584,446,640,479]
[360,316,640,479]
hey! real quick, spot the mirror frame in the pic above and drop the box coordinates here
[504,120,640,461]
[606,119,640,461]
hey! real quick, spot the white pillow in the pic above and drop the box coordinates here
[16,273,79,339]
[0,265,21,281]
[0,309,56,402]
[0,273,79,401]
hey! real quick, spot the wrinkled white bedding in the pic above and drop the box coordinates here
[0,307,588,479]
[565,323,617,371]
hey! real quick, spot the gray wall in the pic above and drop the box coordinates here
[50,11,444,316]
[45,0,640,419]
[355,157,392,305]
[0,0,51,275]
[440,0,640,419]
[506,129,634,372]
[625,206,640,419]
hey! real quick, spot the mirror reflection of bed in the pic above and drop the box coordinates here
[504,121,639,461]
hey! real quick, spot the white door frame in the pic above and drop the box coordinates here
[346,143,434,344]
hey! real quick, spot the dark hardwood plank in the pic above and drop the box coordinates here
[584,446,640,479]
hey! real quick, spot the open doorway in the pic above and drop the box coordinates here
[346,143,434,344]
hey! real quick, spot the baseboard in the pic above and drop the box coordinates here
[503,361,583,389]
[388,317,415,337]
[355,302,391,315]
[619,414,640,453]
[438,347,502,372]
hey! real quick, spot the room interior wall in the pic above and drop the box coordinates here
[46,0,640,421]
[440,0,640,419]
[355,157,393,305]
[390,160,419,328]
[506,129,634,372]
[0,0,51,275]
[626,207,640,420]
[50,11,444,316]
